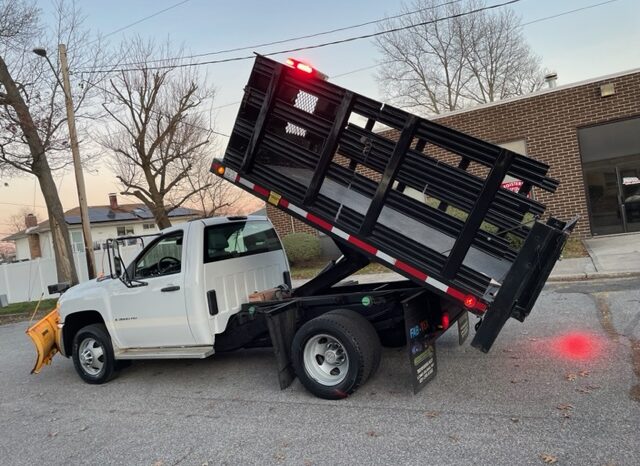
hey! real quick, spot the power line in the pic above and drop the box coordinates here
[90,81,231,138]
[82,0,521,74]
[99,0,192,42]
[316,0,624,80]
[0,201,46,208]
[521,0,619,26]
[117,0,465,66]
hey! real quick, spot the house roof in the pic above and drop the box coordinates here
[3,203,200,241]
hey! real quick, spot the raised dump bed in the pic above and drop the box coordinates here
[212,55,577,351]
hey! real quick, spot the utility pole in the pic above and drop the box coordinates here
[58,44,96,279]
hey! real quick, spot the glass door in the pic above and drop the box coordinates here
[619,160,640,233]
[585,162,624,235]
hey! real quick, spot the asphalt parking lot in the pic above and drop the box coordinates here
[1,278,639,466]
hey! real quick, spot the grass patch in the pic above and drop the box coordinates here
[0,298,58,317]
[561,237,588,259]
[290,258,391,280]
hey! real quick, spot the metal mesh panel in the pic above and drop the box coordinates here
[285,90,319,137]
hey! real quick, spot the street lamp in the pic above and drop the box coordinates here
[33,45,96,279]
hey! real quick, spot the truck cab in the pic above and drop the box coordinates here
[54,216,289,383]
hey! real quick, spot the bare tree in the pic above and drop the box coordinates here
[100,38,215,229]
[375,0,544,114]
[183,154,244,218]
[0,1,105,283]
[0,241,15,261]
[7,207,35,233]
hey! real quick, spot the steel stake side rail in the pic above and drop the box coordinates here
[212,55,577,352]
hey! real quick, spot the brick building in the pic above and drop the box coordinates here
[267,68,640,242]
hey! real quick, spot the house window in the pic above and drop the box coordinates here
[116,226,135,237]
[70,231,84,253]
[143,222,156,230]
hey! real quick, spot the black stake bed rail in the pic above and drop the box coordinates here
[212,56,578,352]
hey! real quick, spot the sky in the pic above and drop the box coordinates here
[1,0,640,238]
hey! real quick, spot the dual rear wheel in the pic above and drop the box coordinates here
[291,309,382,400]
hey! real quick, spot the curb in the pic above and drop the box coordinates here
[547,271,640,282]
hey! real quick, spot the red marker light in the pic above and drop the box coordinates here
[441,313,450,330]
[285,57,314,74]
[463,295,477,309]
[296,62,313,74]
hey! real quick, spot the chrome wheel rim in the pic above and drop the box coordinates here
[303,334,349,386]
[78,338,105,376]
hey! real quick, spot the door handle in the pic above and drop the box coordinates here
[161,285,180,292]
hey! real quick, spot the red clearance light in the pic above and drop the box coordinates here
[463,295,477,309]
[441,313,450,330]
[286,57,314,74]
[296,62,313,74]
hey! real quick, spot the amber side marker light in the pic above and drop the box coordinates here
[215,165,225,176]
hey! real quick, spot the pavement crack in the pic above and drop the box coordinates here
[592,292,619,341]
[630,338,640,403]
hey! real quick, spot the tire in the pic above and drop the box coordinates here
[72,324,118,384]
[291,309,381,400]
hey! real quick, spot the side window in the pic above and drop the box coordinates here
[204,221,282,263]
[134,231,183,278]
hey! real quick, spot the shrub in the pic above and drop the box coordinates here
[282,233,321,264]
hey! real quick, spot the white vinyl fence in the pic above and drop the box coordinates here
[0,244,143,304]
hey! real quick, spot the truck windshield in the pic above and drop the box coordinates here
[204,221,282,263]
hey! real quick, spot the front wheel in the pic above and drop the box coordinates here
[291,309,381,400]
[72,324,117,384]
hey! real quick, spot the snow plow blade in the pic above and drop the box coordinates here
[25,308,61,374]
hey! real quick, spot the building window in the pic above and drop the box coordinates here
[116,226,134,237]
[143,222,156,230]
[70,231,84,253]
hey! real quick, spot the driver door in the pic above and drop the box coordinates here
[108,230,195,348]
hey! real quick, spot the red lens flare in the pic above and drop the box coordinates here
[550,332,604,360]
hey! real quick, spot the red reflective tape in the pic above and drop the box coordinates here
[211,162,220,171]
[234,174,240,182]
[279,198,289,208]
[475,301,488,312]
[347,235,378,255]
[446,287,466,301]
[253,184,269,197]
[306,213,333,231]
[395,260,428,281]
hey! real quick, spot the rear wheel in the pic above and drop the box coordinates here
[291,309,381,400]
[72,324,117,384]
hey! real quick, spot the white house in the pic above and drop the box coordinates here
[3,194,201,261]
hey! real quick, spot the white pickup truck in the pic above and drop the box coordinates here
[45,216,289,379]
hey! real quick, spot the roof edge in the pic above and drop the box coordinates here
[431,67,640,120]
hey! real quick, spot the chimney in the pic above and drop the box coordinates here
[25,213,38,229]
[109,193,118,210]
[544,72,558,89]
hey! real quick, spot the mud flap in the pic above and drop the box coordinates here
[403,290,438,394]
[458,311,470,345]
[262,301,299,389]
[25,308,60,374]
